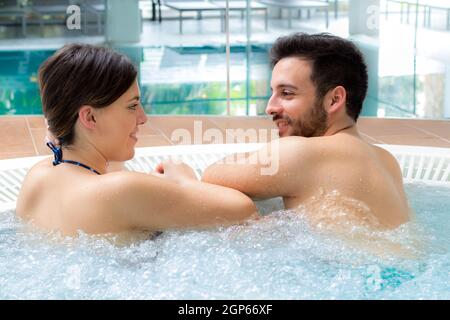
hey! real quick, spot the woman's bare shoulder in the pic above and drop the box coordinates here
[85,171,166,207]
[28,156,53,172]
[20,157,54,191]
[16,157,54,218]
[97,170,161,189]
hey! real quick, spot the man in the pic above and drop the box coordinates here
[202,33,411,231]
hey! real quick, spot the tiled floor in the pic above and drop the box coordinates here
[0,115,449,160]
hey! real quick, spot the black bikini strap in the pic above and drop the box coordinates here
[46,142,101,175]
[46,142,63,165]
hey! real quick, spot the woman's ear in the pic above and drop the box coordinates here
[325,86,347,115]
[78,105,97,130]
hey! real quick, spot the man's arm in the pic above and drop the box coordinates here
[202,137,312,199]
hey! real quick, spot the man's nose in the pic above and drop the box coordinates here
[266,96,282,116]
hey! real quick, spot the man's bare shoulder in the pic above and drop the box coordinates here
[371,145,404,176]
[275,136,316,154]
[274,136,331,162]
[277,135,309,144]
[269,136,322,176]
[370,144,400,167]
[371,144,396,159]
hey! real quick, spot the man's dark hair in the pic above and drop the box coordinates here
[270,33,368,121]
[38,43,137,146]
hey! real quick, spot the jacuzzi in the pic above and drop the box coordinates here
[0,143,449,299]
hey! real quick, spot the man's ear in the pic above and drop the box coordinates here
[325,86,347,115]
[78,105,97,130]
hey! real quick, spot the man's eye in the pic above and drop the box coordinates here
[282,91,292,96]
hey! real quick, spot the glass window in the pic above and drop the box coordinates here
[0,0,448,119]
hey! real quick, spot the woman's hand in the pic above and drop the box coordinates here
[154,159,198,185]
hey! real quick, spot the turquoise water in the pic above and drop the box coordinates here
[0,45,417,117]
[0,45,272,116]
[0,182,448,299]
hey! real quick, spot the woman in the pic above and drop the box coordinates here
[16,43,257,236]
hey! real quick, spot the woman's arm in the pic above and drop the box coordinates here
[98,163,258,231]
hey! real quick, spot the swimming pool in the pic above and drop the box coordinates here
[0,45,272,116]
[0,143,449,299]
[0,45,422,117]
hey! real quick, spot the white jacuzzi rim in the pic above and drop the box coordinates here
[0,143,449,167]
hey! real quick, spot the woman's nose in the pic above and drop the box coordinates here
[137,104,148,125]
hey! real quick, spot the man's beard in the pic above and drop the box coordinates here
[274,100,329,138]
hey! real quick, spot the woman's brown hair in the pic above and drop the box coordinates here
[38,43,137,146]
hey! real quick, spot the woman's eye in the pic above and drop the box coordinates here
[128,104,138,110]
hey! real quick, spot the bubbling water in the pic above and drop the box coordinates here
[0,183,448,299]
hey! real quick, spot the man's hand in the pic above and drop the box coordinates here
[154,159,199,184]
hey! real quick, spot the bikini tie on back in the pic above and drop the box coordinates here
[46,142,101,175]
